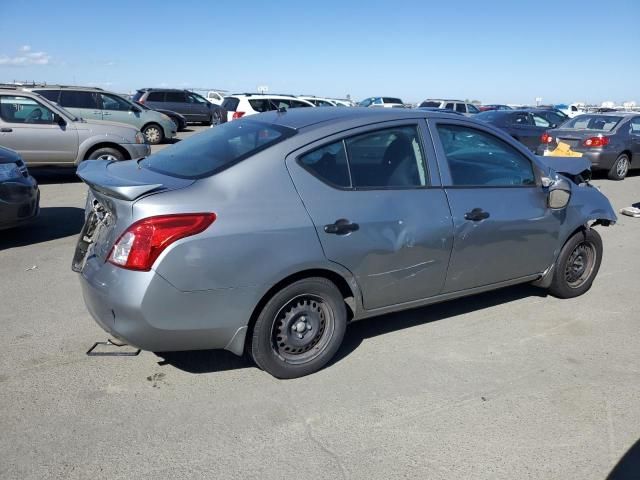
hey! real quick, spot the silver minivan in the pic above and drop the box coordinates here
[29,87,177,145]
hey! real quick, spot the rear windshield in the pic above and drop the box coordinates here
[383,97,403,104]
[564,115,622,132]
[221,97,239,111]
[420,101,440,108]
[141,120,295,179]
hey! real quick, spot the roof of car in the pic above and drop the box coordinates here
[242,106,461,130]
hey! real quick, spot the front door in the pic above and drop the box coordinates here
[0,94,78,164]
[287,121,454,310]
[430,120,561,293]
[98,93,141,129]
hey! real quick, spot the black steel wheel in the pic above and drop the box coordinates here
[549,229,603,298]
[250,277,347,379]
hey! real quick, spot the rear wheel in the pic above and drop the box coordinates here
[249,278,347,379]
[142,123,164,145]
[86,147,124,161]
[607,153,630,180]
[548,229,603,298]
[211,110,222,126]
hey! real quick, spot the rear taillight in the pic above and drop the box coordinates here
[108,213,216,271]
[232,111,245,120]
[583,136,610,147]
[541,133,553,144]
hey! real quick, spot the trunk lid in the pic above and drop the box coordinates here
[72,159,195,270]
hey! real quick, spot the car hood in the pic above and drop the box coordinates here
[0,145,22,164]
[535,155,591,177]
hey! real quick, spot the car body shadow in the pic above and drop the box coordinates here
[157,284,547,376]
[30,167,80,185]
[607,438,640,480]
[0,207,85,249]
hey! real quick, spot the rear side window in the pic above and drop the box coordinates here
[249,99,273,113]
[420,101,440,108]
[455,103,466,113]
[221,97,239,111]
[436,124,535,187]
[142,120,295,179]
[290,100,312,108]
[166,91,186,103]
[346,126,427,188]
[59,91,99,109]
[445,102,455,110]
[35,90,61,103]
[146,91,164,102]
[510,112,531,125]
[299,141,350,187]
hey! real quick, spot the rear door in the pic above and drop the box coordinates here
[629,117,640,159]
[430,119,561,292]
[286,121,454,310]
[58,90,101,121]
[164,91,190,119]
[0,94,78,164]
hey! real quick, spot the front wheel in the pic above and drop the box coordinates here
[249,278,347,379]
[142,123,164,145]
[86,147,124,161]
[607,153,630,180]
[548,229,603,298]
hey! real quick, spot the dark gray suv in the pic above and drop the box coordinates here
[133,89,226,126]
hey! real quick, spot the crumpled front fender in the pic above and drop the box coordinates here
[571,184,617,226]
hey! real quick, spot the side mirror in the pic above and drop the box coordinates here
[130,105,141,113]
[550,123,558,128]
[54,113,66,127]
[543,176,571,209]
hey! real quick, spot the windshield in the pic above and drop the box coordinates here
[563,115,623,132]
[140,120,296,179]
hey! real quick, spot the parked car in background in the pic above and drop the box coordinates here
[73,107,615,379]
[479,104,512,112]
[298,96,341,107]
[529,107,568,127]
[538,113,640,180]
[419,99,479,116]
[133,89,227,126]
[221,94,314,121]
[28,86,176,145]
[204,90,227,106]
[0,88,150,166]
[0,145,39,230]
[475,109,557,151]
[558,103,587,118]
[359,97,405,108]
[135,102,188,131]
[331,98,356,107]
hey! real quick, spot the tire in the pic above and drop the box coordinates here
[249,277,347,379]
[142,123,164,145]
[607,153,630,180]
[211,110,222,126]
[86,147,124,161]
[548,229,603,299]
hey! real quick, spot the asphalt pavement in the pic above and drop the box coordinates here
[1,125,639,479]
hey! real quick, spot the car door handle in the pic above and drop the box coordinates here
[464,208,490,221]
[324,219,359,235]
[103,112,112,116]
[0,128,12,132]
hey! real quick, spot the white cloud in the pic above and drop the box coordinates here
[0,46,51,66]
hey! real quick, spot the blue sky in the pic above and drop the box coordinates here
[1,0,638,104]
